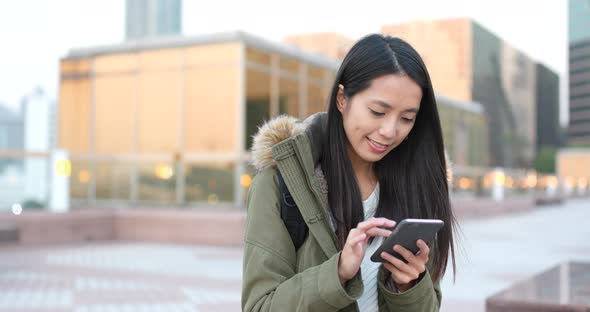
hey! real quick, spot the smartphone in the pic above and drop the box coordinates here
[370,218,444,263]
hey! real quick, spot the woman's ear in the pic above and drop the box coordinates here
[336,84,347,113]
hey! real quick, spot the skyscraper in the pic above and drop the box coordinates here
[382,18,544,167]
[568,0,590,145]
[0,105,23,151]
[125,0,182,41]
[536,63,561,150]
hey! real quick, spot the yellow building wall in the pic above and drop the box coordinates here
[279,77,300,116]
[94,75,135,154]
[558,150,590,178]
[94,53,137,74]
[60,59,91,74]
[382,18,473,102]
[184,43,241,66]
[59,43,241,155]
[58,76,90,153]
[139,71,180,153]
[307,82,329,115]
[139,49,182,70]
[184,64,240,152]
[183,43,240,153]
[308,66,333,115]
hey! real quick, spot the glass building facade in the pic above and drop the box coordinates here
[437,95,489,167]
[568,0,590,145]
[383,18,559,168]
[59,32,336,208]
[536,64,561,149]
[471,22,538,168]
[58,31,490,208]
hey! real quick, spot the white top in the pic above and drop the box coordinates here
[356,183,383,312]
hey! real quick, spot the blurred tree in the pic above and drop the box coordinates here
[533,145,557,173]
[21,199,45,209]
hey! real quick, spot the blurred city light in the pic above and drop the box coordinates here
[78,170,90,184]
[505,176,515,189]
[526,172,538,188]
[564,176,575,189]
[240,174,252,188]
[11,203,22,215]
[154,163,174,180]
[55,159,71,177]
[446,166,453,184]
[579,177,589,189]
[458,177,473,190]
[545,176,559,189]
[494,170,506,186]
[208,193,219,204]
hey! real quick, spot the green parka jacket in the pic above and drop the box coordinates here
[242,113,442,311]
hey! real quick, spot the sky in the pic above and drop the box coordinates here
[0,0,569,124]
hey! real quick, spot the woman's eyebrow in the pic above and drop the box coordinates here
[371,99,392,109]
[371,100,418,113]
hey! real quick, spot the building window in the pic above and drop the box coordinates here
[185,162,235,203]
[245,63,272,151]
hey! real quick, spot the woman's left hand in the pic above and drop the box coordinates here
[380,239,430,292]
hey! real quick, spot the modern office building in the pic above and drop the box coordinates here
[0,105,24,186]
[0,88,58,209]
[558,148,590,183]
[436,95,489,167]
[283,32,489,167]
[568,0,590,145]
[536,63,561,150]
[125,0,182,41]
[58,31,489,208]
[59,31,336,207]
[0,105,23,151]
[382,18,552,168]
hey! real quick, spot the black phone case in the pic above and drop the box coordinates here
[370,219,444,263]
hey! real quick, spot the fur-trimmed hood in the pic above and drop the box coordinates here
[251,112,327,172]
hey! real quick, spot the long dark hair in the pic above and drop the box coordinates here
[322,34,456,282]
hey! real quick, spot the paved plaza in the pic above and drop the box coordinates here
[0,198,588,311]
[441,197,590,311]
[0,243,242,311]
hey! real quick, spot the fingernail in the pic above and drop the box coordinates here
[394,245,400,251]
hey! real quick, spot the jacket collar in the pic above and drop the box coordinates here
[251,113,339,256]
[251,112,327,172]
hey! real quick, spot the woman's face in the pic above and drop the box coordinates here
[337,74,422,165]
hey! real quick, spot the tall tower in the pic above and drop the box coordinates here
[125,0,182,41]
[568,0,590,145]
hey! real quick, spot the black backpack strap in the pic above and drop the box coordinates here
[277,169,308,251]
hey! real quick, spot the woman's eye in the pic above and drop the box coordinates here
[402,117,415,123]
[370,110,385,116]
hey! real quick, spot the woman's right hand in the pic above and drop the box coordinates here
[338,217,396,285]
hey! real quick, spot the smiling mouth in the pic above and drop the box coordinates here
[368,138,390,149]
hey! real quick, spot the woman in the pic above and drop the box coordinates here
[242,34,456,312]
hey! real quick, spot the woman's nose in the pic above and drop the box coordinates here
[379,120,396,140]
